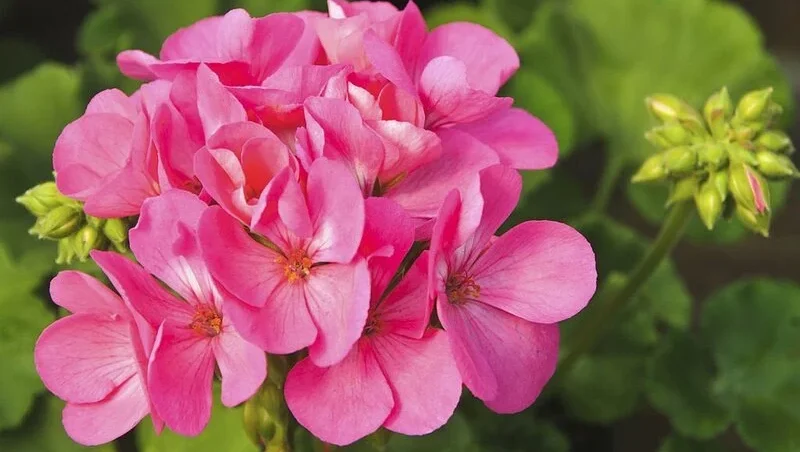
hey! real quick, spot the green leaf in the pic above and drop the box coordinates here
[0,63,82,155]
[561,353,643,423]
[645,332,731,439]
[485,0,542,33]
[701,279,800,452]
[506,70,576,155]
[510,169,588,225]
[138,392,257,452]
[627,166,792,245]
[0,396,114,451]
[658,435,726,452]
[0,243,54,429]
[568,0,793,162]
[387,412,478,452]
[424,2,514,42]
[231,0,311,15]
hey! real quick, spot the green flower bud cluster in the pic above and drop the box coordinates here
[632,87,797,237]
[243,357,290,452]
[16,181,131,264]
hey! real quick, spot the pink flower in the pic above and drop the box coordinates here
[34,271,162,445]
[285,197,461,445]
[117,9,312,85]
[91,190,266,435]
[200,158,370,366]
[54,84,167,217]
[429,165,597,413]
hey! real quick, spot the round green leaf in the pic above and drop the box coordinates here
[646,333,731,439]
[561,353,643,423]
[658,435,726,452]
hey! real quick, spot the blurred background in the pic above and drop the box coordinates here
[0,1,798,451]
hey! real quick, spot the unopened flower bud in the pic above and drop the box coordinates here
[703,87,732,138]
[73,224,106,261]
[15,182,72,217]
[655,123,692,147]
[632,154,667,183]
[102,218,128,244]
[32,205,83,240]
[711,171,729,202]
[647,94,703,127]
[755,151,799,179]
[756,130,793,154]
[735,203,771,237]
[727,143,758,166]
[645,130,672,149]
[55,237,77,265]
[729,163,770,215]
[734,87,774,124]
[86,216,105,229]
[664,146,697,176]
[695,179,724,230]
[243,381,289,451]
[699,143,727,169]
[666,178,698,206]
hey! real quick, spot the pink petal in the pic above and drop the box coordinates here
[199,207,285,308]
[377,82,425,126]
[213,9,253,62]
[194,146,252,224]
[283,11,324,67]
[392,1,427,75]
[148,323,216,436]
[241,134,294,198]
[437,300,559,413]
[53,114,133,199]
[160,16,224,61]
[315,15,371,70]
[472,221,597,324]
[91,250,194,327]
[35,314,138,404]
[303,97,385,194]
[370,119,441,183]
[196,64,247,140]
[418,22,518,96]
[285,341,394,446]
[249,13,307,82]
[454,108,558,170]
[306,158,366,263]
[225,282,317,354]
[49,271,126,317]
[347,82,382,121]
[363,29,415,93]
[213,329,267,407]
[359,197,414,296]
[153,103,202,189]
[375,256,429,339]
[304,260,371,367]
[462,164,521,254]
[373,330,461,435]
[86,89,137,120]
[81,164,159,218]
[116,50,159,81]
[251,167,313,243]
[418,56,512,129]
[386,129,494,222]
[62,375,150,446]
[328,0,399,20]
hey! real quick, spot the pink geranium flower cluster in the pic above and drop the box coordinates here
[35,0,597,447]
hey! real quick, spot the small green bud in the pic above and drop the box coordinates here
[86,216,105,229]
[733,123,763,142]
[15,182,72,216]
[32,205,83,240]
[55,238,77,265]
[734,87,774,124]
[647,94,703,126]
[756,130,794,154]
[703,87,732,138]
[729,163,770,214]
[102,218,128,244]
[711,171,729,201]
[735,203,770,237]
[655,122,693,147]
[631,154,667,183]
[698,143,728,169]
[666,178,698,206]
[664,146,697,176]
[73,224,106,261]
[695,180,724,230]
[755,151,800,179]
[645,130,672,149]
[727,143,758,166]
[243,377,289,451]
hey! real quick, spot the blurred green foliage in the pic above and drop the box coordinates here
[0,0,796,451]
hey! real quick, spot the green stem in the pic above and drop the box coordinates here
[589,155,624,215]
[559,201,694,373]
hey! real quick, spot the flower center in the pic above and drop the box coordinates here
[190,306,222,337]
[445,273,480,305]
[363,313,381,337]
[277,249,312,283]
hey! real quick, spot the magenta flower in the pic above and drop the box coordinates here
[429,165,597,413]
[34,271,161,445]
[285,197,461,445]
[199,157,370,366]
[91,190,266,435]
[54,84,167,217]
[117,9,313,85]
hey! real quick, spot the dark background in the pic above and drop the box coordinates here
[1,1,797,451]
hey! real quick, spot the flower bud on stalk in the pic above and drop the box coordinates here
[73,224,106,262]
[31,205,83,239]
[755,151,799,179]
[16,182,74,217]
[695,179,724,230]
[756,130,794,154]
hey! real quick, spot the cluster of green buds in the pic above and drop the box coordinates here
[632,87,797,236]
[16,182,131,263]
[243,357,291,452]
